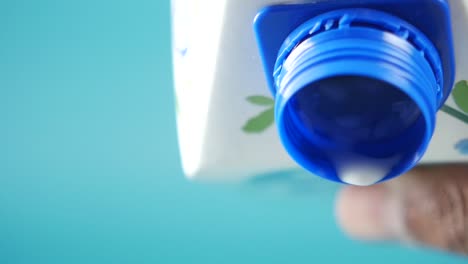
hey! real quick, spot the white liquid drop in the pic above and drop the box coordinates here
[328,151,401,186]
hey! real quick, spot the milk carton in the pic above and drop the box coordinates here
[171,0,468,185]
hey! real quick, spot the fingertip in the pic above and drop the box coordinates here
[336,165,468,255]
[335,184,394,241]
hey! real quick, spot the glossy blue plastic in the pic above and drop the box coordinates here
[253,1,455,184]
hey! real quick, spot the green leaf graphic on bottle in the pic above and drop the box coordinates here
[441,80,468,125]
[246,95,275,106]
[243,96,275,133]
[452,80,468,155]
[439,80,468,155]
[453,80,468,113]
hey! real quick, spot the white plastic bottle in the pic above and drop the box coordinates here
[171,0,468,185]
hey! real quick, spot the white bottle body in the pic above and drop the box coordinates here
[171,0,468,182]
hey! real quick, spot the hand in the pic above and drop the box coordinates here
[335,164,468,255]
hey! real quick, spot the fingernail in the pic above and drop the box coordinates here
[335,184,403,241]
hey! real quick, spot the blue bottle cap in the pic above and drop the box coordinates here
[271,8,446,185]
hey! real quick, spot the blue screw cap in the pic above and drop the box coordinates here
[254,2,455,185]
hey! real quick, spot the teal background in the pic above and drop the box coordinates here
[1,0,466,263]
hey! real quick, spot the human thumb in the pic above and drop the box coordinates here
[336,164,468,255]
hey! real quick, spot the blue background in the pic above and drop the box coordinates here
[1,0,466,263]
